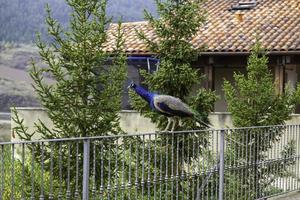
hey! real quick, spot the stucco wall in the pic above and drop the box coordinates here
[10,108,159,142]
[9,107,300,142]
[119,110,157,133]
[0,120,11,142]
[11,108,54,142]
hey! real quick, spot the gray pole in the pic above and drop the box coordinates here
[218,130,225,200]
[82,139,90,200]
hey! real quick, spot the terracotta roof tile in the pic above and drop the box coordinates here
[105,0,300,54]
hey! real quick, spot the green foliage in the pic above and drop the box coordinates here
[1,146,61,199]
[224,42,300,127]
[13,0,127,139]
[223,42,300,198]
[11,0,127,198]
[128,1,218,199]
[131,0,217,131]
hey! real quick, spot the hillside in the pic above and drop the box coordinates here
[0,77,40,112]
[0,44,53,112]
[0,0,156,42]
[0,0,157,111]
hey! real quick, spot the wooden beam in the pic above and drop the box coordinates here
[204,64,214,90]
[274,64,285,94]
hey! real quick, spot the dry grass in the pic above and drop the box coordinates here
[0,43,40,70]
[0,77,35,96]
[0,43,46,111]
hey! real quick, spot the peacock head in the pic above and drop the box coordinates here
[127,82,136,90]
[127,82,153,104]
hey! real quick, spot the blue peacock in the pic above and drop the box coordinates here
[128,82,211,131]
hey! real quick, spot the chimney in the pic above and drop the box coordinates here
[235,12,244,22]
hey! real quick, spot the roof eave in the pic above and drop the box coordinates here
[126,51,300,56]
[199,51,300,56]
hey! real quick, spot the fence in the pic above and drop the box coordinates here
[0,113,10,120]
[0,125,299,199]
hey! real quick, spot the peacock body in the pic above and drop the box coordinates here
[128,83,210,131]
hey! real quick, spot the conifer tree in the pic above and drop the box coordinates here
[128,0,218,198]
[13,0,127,140]
[12,0,127,198]
[223,42,300,198]
[130,0,217,131]
[224,43,300,127]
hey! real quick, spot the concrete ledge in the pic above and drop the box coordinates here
[13,107,46,110]
[269,191,300,199]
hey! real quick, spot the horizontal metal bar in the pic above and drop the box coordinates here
[3,124,295,145]
[127,56,159,61]
[94,171,218,191]
[0,130,207,145]
[225,155,300,171]
[106,56,160,61]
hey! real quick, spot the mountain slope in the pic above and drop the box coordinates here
[0,44,55,112]
[0,0,157,110]
[0,0,156,42]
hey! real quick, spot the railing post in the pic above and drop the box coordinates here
[82,139,90,200]
[219,130,225,200]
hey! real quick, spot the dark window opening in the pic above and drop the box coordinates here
[122,57,160,110]
[230,1,257,11]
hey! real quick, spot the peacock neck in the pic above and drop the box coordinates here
[134,85,154,104]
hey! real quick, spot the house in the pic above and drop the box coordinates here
[106,0,300,112]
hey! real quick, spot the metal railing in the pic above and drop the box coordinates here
[0,125,299,199]
[0,113,10,120]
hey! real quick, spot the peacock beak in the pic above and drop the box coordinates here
[127,81,135,90]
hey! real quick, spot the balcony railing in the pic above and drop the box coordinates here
[0,125,299,199]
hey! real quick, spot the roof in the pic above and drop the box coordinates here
[106,0,300,55]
